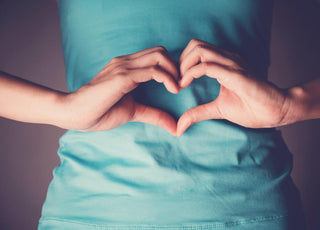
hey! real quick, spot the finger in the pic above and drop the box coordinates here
[132,102,177,136]
[179,39,206,65]
[79,95,135,132]
[110,46,170,64]
[176,100,222,137]
[179,44,235,78]
[127,65,180,94]
[128,47,179,82]
[179,38,228,65]
[180,62,244,90]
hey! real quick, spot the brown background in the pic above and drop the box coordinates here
[1,0,320,229]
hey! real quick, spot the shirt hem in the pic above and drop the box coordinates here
[38,214,288,230]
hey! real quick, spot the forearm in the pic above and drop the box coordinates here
[284,77,320,124]
[0,70,68,128]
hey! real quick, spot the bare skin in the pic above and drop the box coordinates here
[2,39,320,136]
[1,1,320,136]
[0,46,180,135]
[176,39,320,136]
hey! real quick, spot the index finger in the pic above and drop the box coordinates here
[179,39,205,65]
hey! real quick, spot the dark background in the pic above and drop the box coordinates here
[1,0,320,229]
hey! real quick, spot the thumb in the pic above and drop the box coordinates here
[131,102,177,136]
[177,100,222,137]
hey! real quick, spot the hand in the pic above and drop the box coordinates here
[62,46,180,135]
[176,39,291,136]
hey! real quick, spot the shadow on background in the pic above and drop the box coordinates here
[269,0,320,229]
[0,0,320,229]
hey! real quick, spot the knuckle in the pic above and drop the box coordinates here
[149,65,161,72]
[228,59,238,67]
[185,110,194,125]
[154,49,167,61]
[156,45,166,52]
[150,46,167,57]
[110,56,122,63]
[190,38,200,45]
[117,71,127,78]
[224,49,239,59]
[201,62,209,72]
[233,52,241,59]
[194,44,206,55]
[186,109,194,118]
[114,65,129,76]
[214,103,223,118]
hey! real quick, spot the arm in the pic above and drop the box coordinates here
[0,71,67,127]
[177,39,320,136]
[285,78,320,124]
[0,46,180,135]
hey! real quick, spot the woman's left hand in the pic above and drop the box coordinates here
[177,39,293,136]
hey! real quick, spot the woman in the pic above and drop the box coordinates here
[2,0,320,229]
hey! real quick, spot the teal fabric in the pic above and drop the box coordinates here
[39,0,305,229]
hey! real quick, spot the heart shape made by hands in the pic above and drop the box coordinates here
[144,38,284,137]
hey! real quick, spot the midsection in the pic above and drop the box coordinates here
[55,0,283,198]
[58,0,274,95]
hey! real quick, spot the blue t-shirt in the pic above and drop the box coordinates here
[39,1,305,229]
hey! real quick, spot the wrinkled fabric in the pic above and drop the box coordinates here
[38,0,305,229]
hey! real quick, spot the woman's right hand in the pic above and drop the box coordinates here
[62,46,180,135]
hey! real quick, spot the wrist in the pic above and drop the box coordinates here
[56,86,100,131]
[283,86,312,125]
[48,91,73,129]
[54,90,90,130]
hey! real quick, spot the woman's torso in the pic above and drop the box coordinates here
[38,1,304,229]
